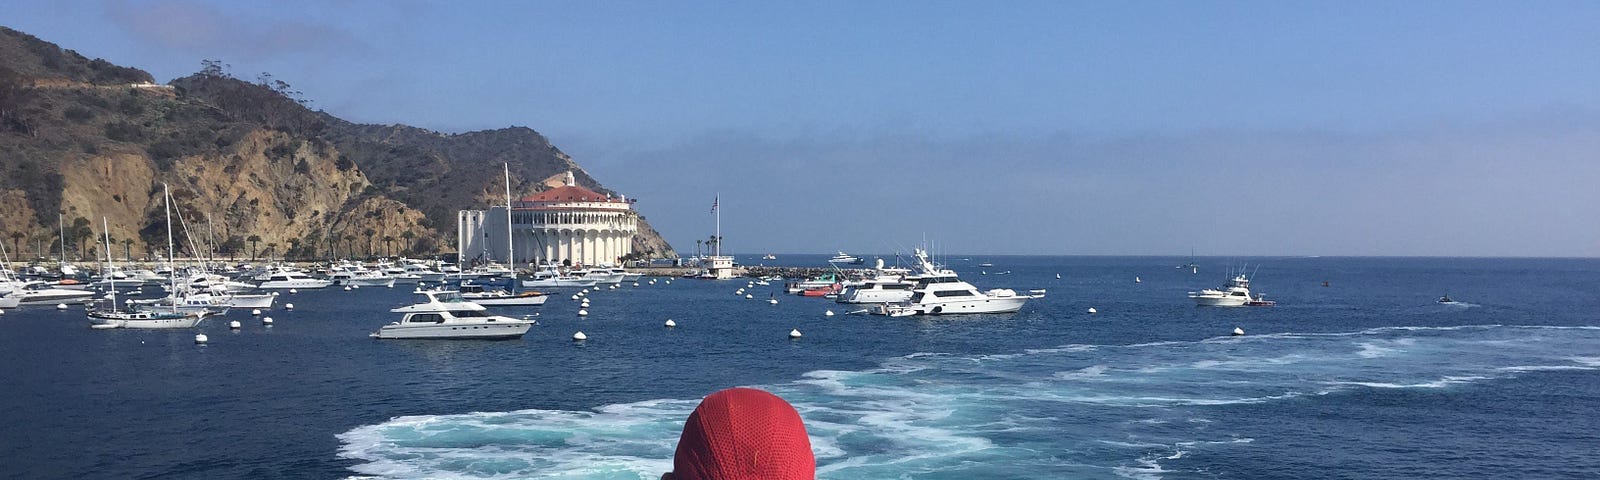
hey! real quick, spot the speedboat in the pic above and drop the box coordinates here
[785,273,841,295]
[1189,273,1257,307]
[1437,295,1458,305]
[257,270,333,289]
[572,268,624,285]
[457,282,548,306]
[828,252,865,265]
[762,253,777,260]
[400,263,446,283]
[872,248,1035,316]
[371,289,534,339]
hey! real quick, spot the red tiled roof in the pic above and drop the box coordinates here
[518,185,616,203]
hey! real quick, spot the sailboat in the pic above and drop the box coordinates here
[89,205,206,329]
[1177,248,1198,273]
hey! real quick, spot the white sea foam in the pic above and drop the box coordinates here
[339,324,1600,479]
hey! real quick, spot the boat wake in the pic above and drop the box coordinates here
[337,324,1600,479]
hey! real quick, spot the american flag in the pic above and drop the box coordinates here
[711,195,718,214]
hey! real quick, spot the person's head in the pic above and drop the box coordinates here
[663,387,814,480]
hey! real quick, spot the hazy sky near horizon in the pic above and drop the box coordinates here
[7,0,1600,256]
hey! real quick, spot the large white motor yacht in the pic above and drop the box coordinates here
[828,251,865,265]
[15,281,97,305]
[522,266,598,288]
[371,289,534,339]
[1189,273,1258,306]
[257,270,333,289]
[457,282,548,306]
[328,269,397,288]
[837,259,919,304]
[872,249,1034,316]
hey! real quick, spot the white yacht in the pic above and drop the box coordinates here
[468,262,515,279]
[873,249,1034,316]
[457,283,548,306]
[521,266,597,288]
[828,252,865,265]
[573,268,624,285]
[257,270,333,289]
[371,289,534,339]
[328,268,397,288]
[400,262,447,283]
[1189,273,1256,307]
[604,266,643,282]
[15,281,97,305]
[89,300,205,329]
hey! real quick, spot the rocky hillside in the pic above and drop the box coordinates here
[0,26,675,261]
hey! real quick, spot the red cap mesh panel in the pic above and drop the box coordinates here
[673,388,815,480]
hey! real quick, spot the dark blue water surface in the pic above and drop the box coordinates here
[3,256,1598,479]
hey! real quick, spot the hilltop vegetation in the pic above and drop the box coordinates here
[0,26,674,261]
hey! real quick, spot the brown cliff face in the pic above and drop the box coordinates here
[0,26,675,260]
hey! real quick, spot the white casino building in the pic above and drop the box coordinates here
[459,172,639,267]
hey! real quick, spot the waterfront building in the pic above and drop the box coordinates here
[458,172,638,267]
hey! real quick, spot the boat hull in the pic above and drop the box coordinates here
[1191,295,1249,307]
[877,297,1028,316]
[521,278,597,288]
[0,293,20,309]
[257,279,332,289]
[371,321,532,339]
[224,294,276,309]
[461,295,548,306]
[18,289,96,305]
[89,312,204,329]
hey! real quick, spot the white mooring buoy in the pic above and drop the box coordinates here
[570,295,580,300]
[1135,276,1141,283]
[271,291,280,296]
[665,319,676,328]
[769,298,779,305]
[745,294,754,299]
[262,316,274,325]
[56,303,68,310]
[352,285,360,289]
[633,282,640,287]
[573,331,587,341]
[578,309,589,316]
[285,303,294,310]
[194,333,208,344]
[343,286,352,291]
[251,309,262,316]
[289,289,298,294]
[665,280,672,285]
[825,310,835,316]
[1088,307,1098,314]
[1232,327,1245,336]
[789,328,803,339]
[229,320,241,329]
[1056,273,1062,279]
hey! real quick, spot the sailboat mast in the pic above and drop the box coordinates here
[58,214,66,266]
[714,193,720,257]
[504,163,514,270]
[103,217,116,309]
[164,183,177,314]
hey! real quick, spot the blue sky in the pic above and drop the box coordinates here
[8,0,1600,256]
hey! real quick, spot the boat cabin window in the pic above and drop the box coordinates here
[910,292,926,303]
[452,310,491,318]
[884,284,911,290]
[408,313,445,324]
[1231,291,1248,296]
[933,290,976,297]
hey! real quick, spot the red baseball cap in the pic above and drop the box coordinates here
[669,388,815,480]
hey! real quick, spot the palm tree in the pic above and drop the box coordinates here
[287,238,302,260]
[121,238,133,261]
[695,239,702,258]
[400,231,415,255]
[265,243,278,261]
[247,234,261,260]
[9,231,22,256]
[362,228,377,258]
[382,235,395,257]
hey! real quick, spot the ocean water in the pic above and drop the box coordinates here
[3,256,1598,479]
